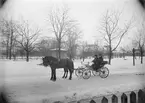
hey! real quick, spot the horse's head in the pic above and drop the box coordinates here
[42,56,58,67]
[42,56,50,67]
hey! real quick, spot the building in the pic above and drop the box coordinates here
[50,48,68,59]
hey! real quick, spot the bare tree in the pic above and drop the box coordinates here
[48,6,75,59]
[36,37,56,56]
[80,41,88,61]
[120,46,129,59]
[65,25,81,59]
[15,20,41,62]
[98,10,133,64]
[7,19,17,60]
[0,17,17,59]
[0,31,10,59]
[132,23,145,64]
[93,40,105,55]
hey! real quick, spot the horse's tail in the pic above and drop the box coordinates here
[67,59,74,73]
[66,58,74,74]
[71,61,74,73]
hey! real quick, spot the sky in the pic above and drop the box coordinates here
[0,0,145,46]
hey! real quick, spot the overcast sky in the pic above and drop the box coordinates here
[0,0,145,46]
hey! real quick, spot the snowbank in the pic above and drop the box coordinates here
[0,56,145,103]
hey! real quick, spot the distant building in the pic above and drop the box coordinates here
[50,48,68,59]
[77,44,104,58]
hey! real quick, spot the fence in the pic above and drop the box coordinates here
[51,88,145,103]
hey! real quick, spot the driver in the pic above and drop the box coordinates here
[92,54,99,70]
[92,54,104,71]
[98,54,103,66]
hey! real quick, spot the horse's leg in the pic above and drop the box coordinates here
[51,68,56,81]
[50,68,53,80]
[65,69,68,78]
[53,68,56,81]
[68,68,72,80]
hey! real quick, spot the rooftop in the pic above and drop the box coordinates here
[50,48,67,52]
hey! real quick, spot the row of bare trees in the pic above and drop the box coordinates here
[132,20,145,64]
[117,17,145,64]
[0,18,16,60]
[0,18,41,62]
[0,6,82,61]
[1,6,143,63]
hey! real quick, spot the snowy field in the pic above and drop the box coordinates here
[0,57,145,103]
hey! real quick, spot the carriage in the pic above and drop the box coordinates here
[75,61,109,79]
[41,56,109,81]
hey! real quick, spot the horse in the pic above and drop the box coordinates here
[42,56,74,81]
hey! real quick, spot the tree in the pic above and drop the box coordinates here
[0,31,10,59]
[65,25,81,59]
[15,20,41,62]
[0,17,17,59]
[93,40,105,55]
[36,37,56,56]
[98,10,133,64]
[48,6,75,59]
[80,41,88,61]
[120,46,129,59]
[132,23,145,64]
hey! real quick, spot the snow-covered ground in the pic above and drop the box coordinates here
[0,57,145,103]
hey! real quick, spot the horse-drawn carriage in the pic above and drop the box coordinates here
[41,56,109,81]
[75,61,109,79]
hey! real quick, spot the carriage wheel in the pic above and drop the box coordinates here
[75,68,83,77]
[92,70,100,76]
[82,69,91,79]
[99,67,109,78]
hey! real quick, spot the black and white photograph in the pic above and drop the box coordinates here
[0,0,145,103]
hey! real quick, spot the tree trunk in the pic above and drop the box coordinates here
[132,48,135,66]
[9,47,11,60]
[108,46,112,65]
[6,34,10,59]
[140,48,143,64]
[9,41,12,60]
[141,55,143,64]
[26,51,29,62]
[108,52,112,64]
[58,39,61,60]
[6,41,9,59]
[9,30,13,60]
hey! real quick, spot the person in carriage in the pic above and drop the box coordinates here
[92,54,104,71]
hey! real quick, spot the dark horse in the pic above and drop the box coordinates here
[42,56,74,81]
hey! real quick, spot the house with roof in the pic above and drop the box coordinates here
[50,48,68,59]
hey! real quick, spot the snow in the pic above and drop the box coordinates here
[0,57,145,103]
